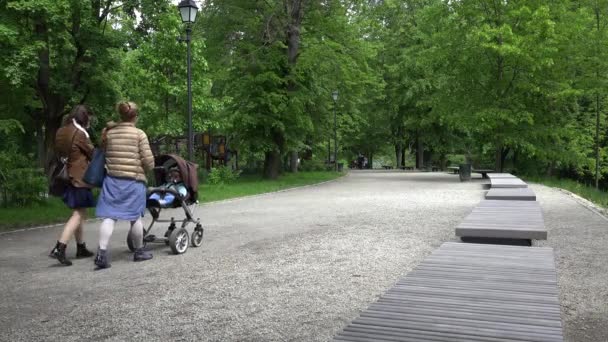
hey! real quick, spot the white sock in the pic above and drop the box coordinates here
[99,218,115,250]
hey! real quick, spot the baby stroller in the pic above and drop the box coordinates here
[126,154,204,255]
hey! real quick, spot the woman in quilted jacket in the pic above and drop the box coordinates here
[94,101,155,269]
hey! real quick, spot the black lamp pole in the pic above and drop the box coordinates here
[178,0,198,161]
[332,90,339,172]
[186,26,193,161]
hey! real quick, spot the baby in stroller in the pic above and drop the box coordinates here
[126,154,203,255]
[148,167,188,207]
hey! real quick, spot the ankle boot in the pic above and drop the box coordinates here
[94,248,111,270]
[133,247,153,262]
[50,241,72,266]
[76,242,94,258]
[48,243,59,258]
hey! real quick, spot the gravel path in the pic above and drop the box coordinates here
[0,171,606,341]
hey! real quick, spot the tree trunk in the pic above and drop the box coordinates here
[369,153,373,169]
[264,150,281,179]
[36,17,69,173]
[401,146,406,168]
[439,153,447,171]
[416,137,424,170]
[289,151,298,172]
[495,145,502,173]
[595,6,601,189]
[546,161,555,177]
[395,144,403,168]
[501,147,509,172]
[596,92,600,189]
[35,120,45,168]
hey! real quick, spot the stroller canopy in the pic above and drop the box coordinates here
[154,154,199,203]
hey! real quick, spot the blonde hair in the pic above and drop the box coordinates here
[117,101,138,122]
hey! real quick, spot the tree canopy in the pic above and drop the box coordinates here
[2,0,608,185]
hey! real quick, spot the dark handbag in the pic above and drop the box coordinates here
[83,148,106,187]
[48,156,70,197]
[48,131,77,197]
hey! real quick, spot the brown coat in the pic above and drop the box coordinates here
[103,121,154,183]
[55,123,94,188]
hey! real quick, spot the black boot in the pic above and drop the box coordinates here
[76,242,94,258]
[48,243,59,258]
[94,248,111,270]
[50,241,72,266]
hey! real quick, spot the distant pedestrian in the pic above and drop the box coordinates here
[49,105,96,266]
[94,101,154,269]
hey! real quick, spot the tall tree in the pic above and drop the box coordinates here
[1,0,124,169]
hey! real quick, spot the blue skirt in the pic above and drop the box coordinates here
[96,176,146,221]
[63,185,95,209]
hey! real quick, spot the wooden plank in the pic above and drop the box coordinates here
[333,243,563,342]
[487,173,517,179]
[485,188,536,201]
[490,178,528,188]
[474,199,540,208]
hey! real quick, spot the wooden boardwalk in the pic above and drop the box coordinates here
[486,188,536,201]
[333,242,563,342]
[456,200,546,240]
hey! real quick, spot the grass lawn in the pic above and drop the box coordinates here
[198,171,344,203]
[0,171,345,232]
[524,176,608,208]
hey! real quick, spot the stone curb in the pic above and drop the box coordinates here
[0,173,349,236]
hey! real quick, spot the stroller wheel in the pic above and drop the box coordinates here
[191,226,204,247]
[169,228,189,254]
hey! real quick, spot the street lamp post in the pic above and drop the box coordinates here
[332,90,339,172]
[178,0,199,161]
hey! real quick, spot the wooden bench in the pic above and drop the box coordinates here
[381,165,393,170]
[472,169,494,178]
[447,166,459,174]
[455,200,546,240]
[486,187,536,201]
[490,177,528,188]
[488,173,517,179]
[333,242,563,342]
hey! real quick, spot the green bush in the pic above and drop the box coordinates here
[0,151,47,207]
[207,166,241,185]
[446,154,466,166]
[299,159,327,172]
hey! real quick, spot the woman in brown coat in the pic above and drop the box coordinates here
[49,105,96,266]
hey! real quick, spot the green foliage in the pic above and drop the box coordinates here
[299,160,327,172]
[207,166,242,185]
[446,154,466,167]
[0,151,47,207]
